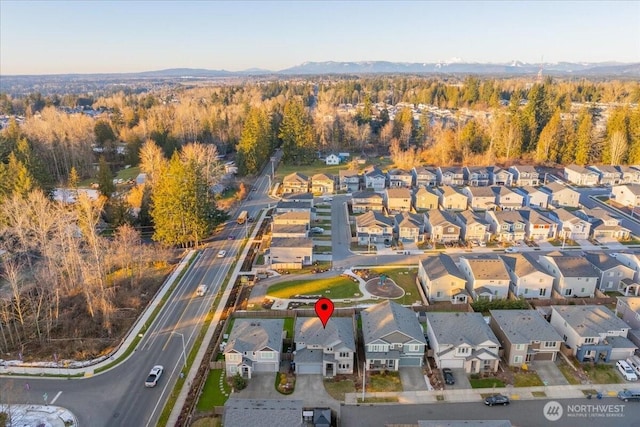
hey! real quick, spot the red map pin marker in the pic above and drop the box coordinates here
[315,297,334,328]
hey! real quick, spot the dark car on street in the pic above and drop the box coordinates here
[442,368,455,385]
[484,394,510,406]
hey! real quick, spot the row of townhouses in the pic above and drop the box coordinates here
[268,193,316,269]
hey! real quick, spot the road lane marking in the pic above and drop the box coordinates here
[50,391,62,404]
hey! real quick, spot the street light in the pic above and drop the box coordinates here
[172,331,187,369]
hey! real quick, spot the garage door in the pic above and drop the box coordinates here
[440,358,465,369]
[534,352,555,361]
[296,363,322,375]
[254,362,278,373]
[399,357,423,367]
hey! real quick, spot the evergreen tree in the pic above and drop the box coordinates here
[279,99,316,165]
[523,84,552,152]
[237,107,270,175]
[574,109,593,165]
[627,105,640,164]
[97,156,115,198]
[535,110,563,163]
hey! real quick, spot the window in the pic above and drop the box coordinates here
[544,341,556,348]
[456,347,470,355]
[565,289,572,296]
[339,352,350,358]
[515,344,525,350]
[514,356,523,363]
[262,352,274,359]
[539,288,547,296]
[436,291,442,298]
[581,288,585,293]
[584,338,595,344]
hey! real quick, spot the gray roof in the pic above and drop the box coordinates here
[395,212,424,229]
[294,317,355,351]
[386,187,412,198]
[551,305,630,337]
[418,421,512,427]
[270,237,314,248]
[362,300,426,345]
[283,172,309,183]
[545,256,598,278]
[223,398,302,427]
[224,319,284,354]
[276,200,313,211]
[490,309,562,344]
[281,192,313,201]
[500,253,551,278]
[420,254,466,281]
[584,252,626,271]
[356,210,393,228]
[541,181,574,194]
[352,190,383,201]
[466,186,495,198]
[456,210,488,226]
[461,257,510,281]
[271,224,308,234]
[425,312,499,347]
[609,335,638,349]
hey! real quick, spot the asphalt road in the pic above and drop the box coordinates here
[341,398,640,427]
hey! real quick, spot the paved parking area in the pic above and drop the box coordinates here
[399,367,428,391]
[234,373,281,399]
[532,361,569,386]
[444,368,472,390]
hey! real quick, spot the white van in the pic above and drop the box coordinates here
[196,284,207,296]
[617,360,639,381]
[627,356,640,376]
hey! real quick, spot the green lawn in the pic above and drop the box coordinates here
[368,267,421,305]
[367,371,403,392]
[267,276,361,299]
[583,364,623,384]
[513,371,544,387]
[469,377,506,388]
[196,369,231,410]
[283,317,294,339]
[324,378,356,401]
[116,166,141,180]
[314,245,332,253]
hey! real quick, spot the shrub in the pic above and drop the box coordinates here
[232,372,247,391]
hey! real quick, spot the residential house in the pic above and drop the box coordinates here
[509,165,540,187]
[355,210,394,245]
[564,164,599,186]
[458,256,511,300]
[584,252,635,292]
[270,238,313,269]
[361,300,427,370]
[612,252,640,284]
[611,184,640,207]
[489,310,563,366]
[538,255,599,297]
[589,165,623,186]
[456,210,489,243]
[438,166,465,186]
[339,169,361,192]
[325,153,340,165]
[282,172,310,194]
[550,305,636,362]
[425,209,461,243]
[615,297,640,347]
[484,210,526,242]
[351,191,384,213]
[385,187,412,214]
[425,312,500,373]
[223,399,303,427]
[489,167,514,186]
[276,199,315,220]
[387,168,413,188]
[519,209,557,241]
[412,166,439,187]
[516,186,549,209]
[577,207,630,240]
[438,186,468,211]
[294,317,355,376]
[363,166,387,193]
[311,173,335,195]
[540,182,580,208]
[224,319,284,378]
[548,208,591,240]
[464,166,491,186]
[462,186,496,211]
[617,166,640,184]
[500,253,554,299]
[492,186,523,210]
[414,186,440,211]
[272,211,311,227]
[394,212,426,243]
[418,254,468,303]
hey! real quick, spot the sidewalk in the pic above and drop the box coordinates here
[0,404,78,427]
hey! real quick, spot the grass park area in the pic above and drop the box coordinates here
[266,276,361,299]
[196,369,231,410]
[368,267,421,305]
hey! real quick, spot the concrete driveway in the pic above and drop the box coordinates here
[444,368,472,390]
[234,373,281,399]
[291,375,340,412]
[399,367,428,391]
[532,361,569,386]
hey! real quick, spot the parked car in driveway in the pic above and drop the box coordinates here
[617,360,639,381]
[310,227,324,234]
[145,365,164,387]
[442,368,455,385]
[484,394,510,406]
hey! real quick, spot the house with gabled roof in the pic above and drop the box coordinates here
[351,191,384,213]
[270,238,313,269]
[612,252,640,283]
[437,186,468,211]
[311,173,335,195]
[385,187,412,213]
[464,166,491,186]
[500,253,554,299]
[282,172,310,194]
[414,186,440,211]
[437,166,465,186]
[589,165,623,186]
[394,212,426,243]
[540,181,580,208]
[615,297,640,347]
[516,186,549,209]
[293,317,355,377]
[584,252,635,292]
[611,183,640,207]
[518,208,557,241]
[387,168,413,188]
[223,399,303,427]
[456,210,489,243]
[484,210,526,242]
[564,164,599,186]
[492,186,523,210]
[490,310,563,365]
[462,186,496,211]
[325,153,340,165]
[425,209,460,243]
[489,167,514,186]
[538,254,599,297]
[425,312,500,373]
[458,256,511,301]
[547,208,591,240]
[549,305,637,362]
[363,165,387,193]
[509,165,540,186]
[418,254,468,303]
[412,165,439,187]
[339,169,361,192]
[617,165,640,184]
[355,210,394,245]
[224,318,284,378]
[576,207,630,240]
[362,300,426,370]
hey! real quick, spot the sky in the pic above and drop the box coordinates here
[1,0,639,75]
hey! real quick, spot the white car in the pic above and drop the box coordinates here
[217,250,227,258]
[617,360,638,381]
[505,247,518,253]
[145,365,164,387]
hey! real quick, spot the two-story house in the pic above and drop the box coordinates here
[500,253,554,299]
[438,166,465,186]
[414,186,440,211]
[456,210,489,243]
[617,166,640,184]
[589,165,623,186]
[418,254,468,303]
[576,207,630,240]
[294,317,355,377]
[540,182,580,208]
[363,166,387,193]
[485,210,526,242]
[538,255,598,297]
[615,297,640,347]
[270,237,313,269]
[490,310,563,365]
[394,212,425,243]
[489,167,514,186]
[611,184,640,207]
[550,305,636,362]
[282,172,310,194]
[564,164,599,186]
[612,252,640,284]
[356,210,394,245]
[325,153,341,165]
[351,191,384,213]
[438,186,468,211]
[519,208,557,241]
[339,169,361,192]
[387,168,413,188]
[311,173,335,195]
[492,186,523,210]
[548,208,591,240]
[458,256,511,300]
[509,165,540,186]
[224,319,284,378]
[462,186,496,211]
[464,166,491,186]
[412,166,439,187]
[362,300,426,370]
[516,186,549,209]
[426,312,500,373]
[584,252,635,292]
[385,187,412,213]
[426,209,461,243]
